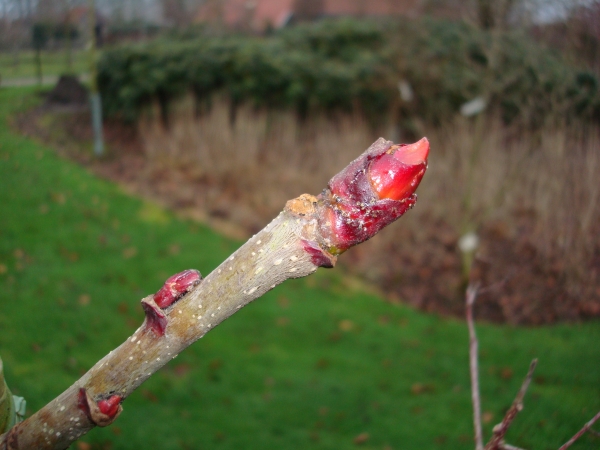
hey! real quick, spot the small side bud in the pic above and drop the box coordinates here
[97,395,122,418]
[78,388,122,427]
[154,269,202,308]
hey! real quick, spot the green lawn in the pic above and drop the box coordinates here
[0,50,89,82]
[0,86,598,450]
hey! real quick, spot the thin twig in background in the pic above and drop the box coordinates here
[557,410,600,450]
[588,428,600,438]
[500,444,526,450]
[466,282,484,450]
[485,359,538,450]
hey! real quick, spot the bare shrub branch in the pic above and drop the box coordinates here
[485,359,537,450]
[558,410,600,450]
[466,282,484,450]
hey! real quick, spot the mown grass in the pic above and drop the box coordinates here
[0,50,89,82]
[0,86,598,450]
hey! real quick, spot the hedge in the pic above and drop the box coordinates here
[97,17,600,127]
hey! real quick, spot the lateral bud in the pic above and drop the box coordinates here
[154,269,202,308]
[77,388,122,427]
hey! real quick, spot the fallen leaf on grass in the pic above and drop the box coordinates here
[122,247,137,259]
[173,363,191,378]
[276,316,289,327]
[353,432,370,445]
[141,389,158,403]
[339,319,354,331]
[410,382,436,395]
[315,358,330,369]
[482,411,494,424]
[278,296,290,308]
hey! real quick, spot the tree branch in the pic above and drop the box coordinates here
[0,358,16,434]
[466,282,484,450]
[485,359,537,450]
[557,410,600,450]
[588,428,600,438]
[0,137,429,450]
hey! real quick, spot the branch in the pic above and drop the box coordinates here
[588,428,600,438]
[0,137,429,450]
[466,283,484,450]
[0,358,15,434]
[485,359,537,450]
[557,411,600,450]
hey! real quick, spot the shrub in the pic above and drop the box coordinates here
[97,17,600,128]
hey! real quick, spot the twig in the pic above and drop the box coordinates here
[557,411,600,450]
[588,428,600,438]
[500,444,526,450]
[0,137,429,450]
[485,359,538,450]
[466,282,484,450]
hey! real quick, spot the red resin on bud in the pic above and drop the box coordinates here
[319,137,429,254]
[97,395,122,417]
[154,269,202,308]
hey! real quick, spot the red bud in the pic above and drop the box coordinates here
[316,138,429,254]
[154,269,201,308]
[97,395,122,417]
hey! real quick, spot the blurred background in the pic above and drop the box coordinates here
[3,0,599,324]
[1,1,599,449]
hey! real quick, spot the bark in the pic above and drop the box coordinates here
[0,137,429,450]
[0,358,16,434]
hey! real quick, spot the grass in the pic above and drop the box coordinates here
[0,49,89,82]
[0,86,599,450]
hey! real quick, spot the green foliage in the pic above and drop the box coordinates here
[98,18,600,128]
[32,22,79,50]
[389,18,600,128]
[97,19,394,123]
[32,23,51,51]
[1,88,599,449]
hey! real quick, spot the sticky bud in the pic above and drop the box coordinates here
[369,138,429,201]
[318,137,429,254]
[97,395,122,417]
[154,269,202,308]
